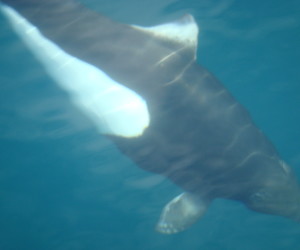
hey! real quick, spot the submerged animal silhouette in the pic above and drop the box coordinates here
[1,0,299,234]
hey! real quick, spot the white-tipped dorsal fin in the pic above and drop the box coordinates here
[132,14,199,49]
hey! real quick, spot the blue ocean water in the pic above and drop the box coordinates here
[0,0,299,249]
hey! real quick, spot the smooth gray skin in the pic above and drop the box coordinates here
[2,0,300,225]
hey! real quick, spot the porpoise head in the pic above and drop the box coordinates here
[245,161,300,222]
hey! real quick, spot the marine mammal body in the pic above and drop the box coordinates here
[1,0,300,234]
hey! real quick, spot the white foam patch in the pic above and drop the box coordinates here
[1,5,150,137]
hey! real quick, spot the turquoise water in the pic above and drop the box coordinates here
[0,0,299,249]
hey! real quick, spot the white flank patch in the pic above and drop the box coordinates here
[1,5,150,137]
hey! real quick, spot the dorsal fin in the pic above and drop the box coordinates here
[132,14,199,50]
